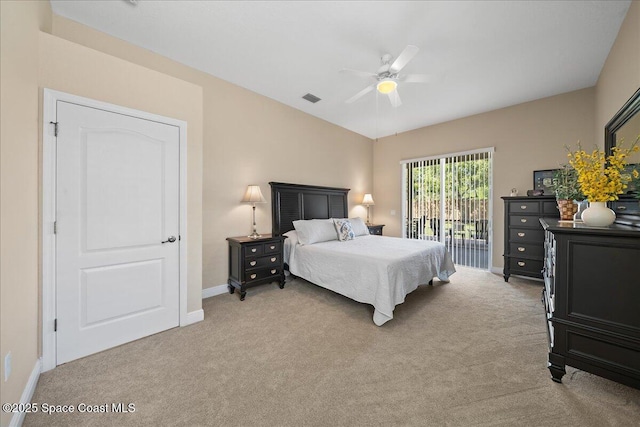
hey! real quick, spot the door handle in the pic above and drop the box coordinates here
[161,236,177,244]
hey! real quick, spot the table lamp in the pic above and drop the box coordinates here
[241,185,266,239]
[362,193,375,225]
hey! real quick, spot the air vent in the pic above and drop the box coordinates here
[302,93,321,103]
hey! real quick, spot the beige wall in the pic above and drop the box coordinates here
[595,0,640,147]
[50,16,374,289]
[373,88,595,269]
[0,1,51,426]
[38,32,205,314]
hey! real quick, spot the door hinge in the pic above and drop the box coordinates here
[53,221,57,234]
[54,319,57,332]
[50,121,58,137]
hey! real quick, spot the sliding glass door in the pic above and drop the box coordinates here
[402,148,493,269]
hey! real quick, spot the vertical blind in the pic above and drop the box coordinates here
[402,148,493,269]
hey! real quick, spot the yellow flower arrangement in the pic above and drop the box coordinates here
[567,137,639,202]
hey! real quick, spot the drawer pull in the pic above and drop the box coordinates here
[270,245,276,249]
[250,261,257,267]
[250,274,257,280]
[617,206,627,211]
[251,248,257,253]
[270,257,276,262]
[520,205,527,210]
[518,261,526,267]
[520,218,527,223]
[518,232,525,237]
[271,269,276,274]
[518,247,525,252]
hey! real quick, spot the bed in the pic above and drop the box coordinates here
[269,182,455,326]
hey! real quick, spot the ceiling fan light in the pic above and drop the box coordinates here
[376,79,397,94]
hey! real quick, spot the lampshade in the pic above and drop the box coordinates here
[241,185,266,203]
[376,79,397,94]
[362,193,375,206]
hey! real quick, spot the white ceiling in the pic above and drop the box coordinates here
[49,0,631,139]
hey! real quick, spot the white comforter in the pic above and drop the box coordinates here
[285,234,455,326]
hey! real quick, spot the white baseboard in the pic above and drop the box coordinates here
[184,285,228,326]
[184,284,229,326]
[202,284,228,299]
[490,266,502,275]
[9,358,41,427]
[185,309,204,325]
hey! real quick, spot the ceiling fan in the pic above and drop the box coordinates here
[340,45,430,108]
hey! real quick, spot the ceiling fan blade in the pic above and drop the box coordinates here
[345,84,375,104]
[340,68,377,79]
[401,73,431,83]
[389,45,419,74]
[387,90,402,108]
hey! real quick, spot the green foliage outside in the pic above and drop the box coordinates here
[407,158,490,237]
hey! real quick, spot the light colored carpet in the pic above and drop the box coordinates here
[25,267,640,426]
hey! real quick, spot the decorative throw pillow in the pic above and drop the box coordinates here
[333,219,355,241]
[331,217,369,236]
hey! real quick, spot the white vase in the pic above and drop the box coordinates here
[581,201,616,227]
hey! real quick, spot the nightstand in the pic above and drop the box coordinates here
[226,234,286,300]
[367,224,384,235]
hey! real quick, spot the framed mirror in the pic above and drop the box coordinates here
[605,87,640,217]
[605,87,640,164]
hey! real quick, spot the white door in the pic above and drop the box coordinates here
[56,101,180,364]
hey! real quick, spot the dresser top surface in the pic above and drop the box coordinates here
[502,196,556,201]
[540,218,640,238]
[227,234,286,244]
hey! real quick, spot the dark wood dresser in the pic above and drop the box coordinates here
[227,234,286,300]
[540,218,640,389]
[502,196,559,281]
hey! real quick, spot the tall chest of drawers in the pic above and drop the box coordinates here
[502,196,558,281]
[227,234,286,300]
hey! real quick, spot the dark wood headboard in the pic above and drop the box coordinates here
[269,182,350,235]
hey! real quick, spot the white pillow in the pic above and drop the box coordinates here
[333,218,355,241]
[292,219,338,245]
[349,217,370,236]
